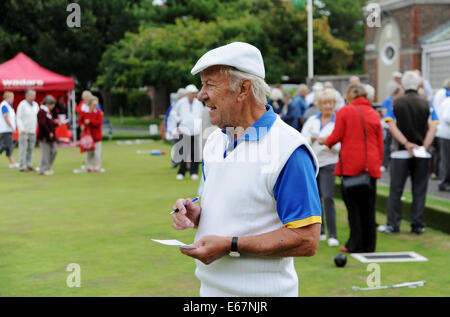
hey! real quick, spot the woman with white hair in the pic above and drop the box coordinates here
[303,83,323,122]
[302,88,340,247]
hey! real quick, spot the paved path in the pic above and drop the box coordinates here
[109,127,149,134]
[379,169,450,201]
[107,127,450,202]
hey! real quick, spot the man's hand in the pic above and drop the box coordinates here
[405,141,419,157]
[180,235,231,265]
[317,137,327,146]
[84,119,90,125]
[172,198,201,230]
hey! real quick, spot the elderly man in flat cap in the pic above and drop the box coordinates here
[171,42,322,297]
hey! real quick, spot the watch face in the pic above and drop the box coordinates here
[229,251,240,258]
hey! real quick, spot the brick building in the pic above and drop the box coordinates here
[364,0,450,102]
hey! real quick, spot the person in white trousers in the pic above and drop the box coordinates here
[16,89,39,172]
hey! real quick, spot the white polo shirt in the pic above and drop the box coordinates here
[16,99,39,134]
[171,96,204,136]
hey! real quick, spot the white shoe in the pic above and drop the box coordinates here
[43,170,54,176]
[320,234,327,241]
[176,174,184,180]
[191,174,199,180]
[8,163,19,169]
[328,238,339,247]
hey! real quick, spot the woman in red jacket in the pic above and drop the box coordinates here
[79,96,103,172]
[318,84,383,253]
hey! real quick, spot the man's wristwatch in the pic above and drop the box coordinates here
[229,236,240,258]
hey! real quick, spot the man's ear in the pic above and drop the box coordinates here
[237,79,252,102]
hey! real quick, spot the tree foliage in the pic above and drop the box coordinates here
[97,0,353,91]
[0,0,364,92]
[0,0,139,89]
[317,0,368,73]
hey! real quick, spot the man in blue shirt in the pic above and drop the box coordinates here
[0,91,19,168]
[381,82,404,171]
[281,92,300,130]
[291,84,309,131]
[170,42,321,297]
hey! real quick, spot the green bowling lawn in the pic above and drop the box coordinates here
[0,140,449,297]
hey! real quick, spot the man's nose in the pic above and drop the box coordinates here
[197,87,207,101]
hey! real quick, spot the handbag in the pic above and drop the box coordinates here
[79,127,95,153]
[340,104,372,191]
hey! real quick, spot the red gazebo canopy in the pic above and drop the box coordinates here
[0,52,75,92]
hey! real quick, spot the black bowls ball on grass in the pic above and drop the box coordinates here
[334,254,347,267]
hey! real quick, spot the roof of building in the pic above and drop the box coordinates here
[420,21,450,45]
[371,0,450,11]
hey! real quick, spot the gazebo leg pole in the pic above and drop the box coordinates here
[71,90,76,142]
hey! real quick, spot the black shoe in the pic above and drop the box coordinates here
[438,184,450,192]
[411,227,425,235]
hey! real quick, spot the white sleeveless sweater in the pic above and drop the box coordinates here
[195,116,318,297]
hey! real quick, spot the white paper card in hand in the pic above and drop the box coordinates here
[151,239,196,249]
[413,146,431,158]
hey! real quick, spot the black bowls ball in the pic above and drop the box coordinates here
[334,254,347,267]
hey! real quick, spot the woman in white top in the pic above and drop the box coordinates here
[301,88,340,247]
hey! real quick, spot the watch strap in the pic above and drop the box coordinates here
[231,236,238,252]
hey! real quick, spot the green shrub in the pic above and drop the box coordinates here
[127,90,152,116]
[110,89,129,116]
[110,89,152,116]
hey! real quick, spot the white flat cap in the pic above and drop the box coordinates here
[185,84,199,93]
[191,42,265,79]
